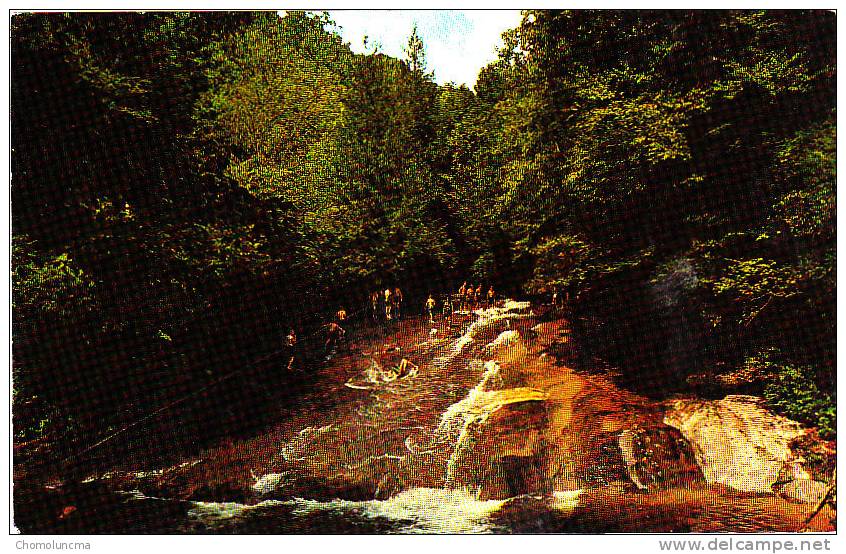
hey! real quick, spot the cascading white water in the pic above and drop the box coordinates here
[184,487,508,533]
[430,303,543,490]
[247,301,553,523]
[277,424,337,463]
[437,360,503,432]
[484,329,520,353]
[433,301,532,369]
[439,360,503,488]
[91,296,831,533]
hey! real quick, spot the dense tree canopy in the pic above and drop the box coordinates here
[11,9,836,467]
[491,11,836,434]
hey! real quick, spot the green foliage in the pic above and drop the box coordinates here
[11,10,835,458]
[198,12,349,201]
[404,24,427,76]
[526,235,595,293]
[763,360,836,439]
[710,258,800,322]
[489,10,835,411]
[774,117,836,242]
[12,235,96,321]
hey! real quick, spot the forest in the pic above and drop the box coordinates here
[11,10,835,483]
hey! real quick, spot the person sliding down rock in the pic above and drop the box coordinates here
[379,346,417,379]
[393,358,417,378]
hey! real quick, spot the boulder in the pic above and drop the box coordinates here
[664,395,808,493]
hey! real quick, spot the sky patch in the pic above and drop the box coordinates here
[327,10,523,88]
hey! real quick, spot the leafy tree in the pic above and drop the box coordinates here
[10,9,837,465]
[404,23,426,76]
[485,10,835,418]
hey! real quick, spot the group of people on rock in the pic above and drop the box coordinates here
[422,282,497,323]
[284,280,500,371]
[284,306,349,371]
[371,287,404,322]
[457,282,496,312]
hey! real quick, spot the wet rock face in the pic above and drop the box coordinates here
[443,398,549,496]
[788,430,836,482]
[581,431,631,487]
[477,453,550,500]
[663,395,812,494]
[625,426,703,489]
[475,402,553,499]
[579,426,702,490]
[52,301,835,533]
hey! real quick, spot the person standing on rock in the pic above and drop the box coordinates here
[426,294,437,323]
[442,294,453,318]
[393,287,403,320]
[458,282,467,311]
[487,286,495,307]
[285,328,297,371]
[325,321,346,355]
[476,284,483,307]
[371,290,380,322]
[384,288,393,320]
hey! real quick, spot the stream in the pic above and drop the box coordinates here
[15,301,835,533]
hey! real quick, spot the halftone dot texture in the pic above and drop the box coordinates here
[12,11,835,534]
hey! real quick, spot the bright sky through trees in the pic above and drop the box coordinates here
[327,10,523,87]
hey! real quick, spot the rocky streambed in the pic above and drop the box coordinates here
[15,301,836,533]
